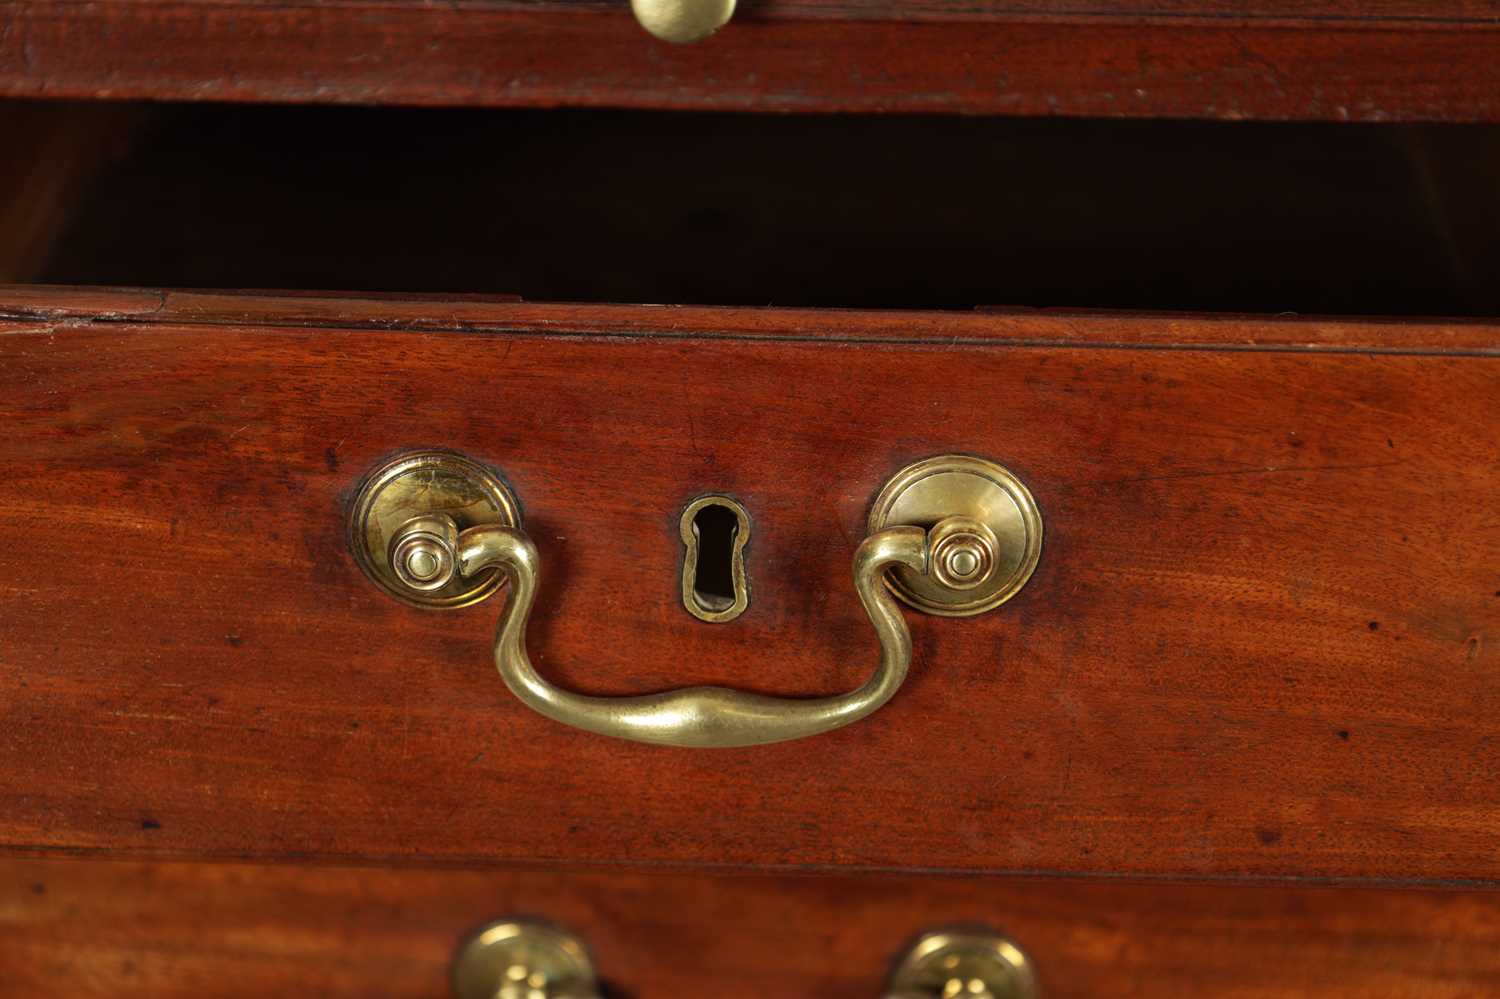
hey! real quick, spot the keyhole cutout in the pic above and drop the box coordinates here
[680,496,751,623]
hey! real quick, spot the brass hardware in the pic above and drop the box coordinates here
[679,495,751,623]
[869,455,1042,617]
[357,452,1037,747]
[390,513,461,591]
[388,512,925,747]
[886,929,1040,999]
[348,449,520,609]
[451,920,600,999]
[630,0,734,43]
[926,515,1001,592]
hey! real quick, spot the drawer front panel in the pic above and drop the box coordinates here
[5,3,1500,123]
[1,301,1498,880]
[4,858,1500,998]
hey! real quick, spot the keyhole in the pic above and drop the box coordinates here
[679,496,751,623]
[692,503,739,610]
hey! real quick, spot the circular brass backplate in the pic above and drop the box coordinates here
[348,449,519,609]
[451,920,598,999]
[887,929,1039,999]
[868,455,1042,617]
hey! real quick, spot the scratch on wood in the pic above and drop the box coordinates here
[1069,460,1406,490]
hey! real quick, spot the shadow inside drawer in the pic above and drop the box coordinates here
[17,101,1500,315]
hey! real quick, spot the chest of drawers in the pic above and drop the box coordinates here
[3,5,1500,994]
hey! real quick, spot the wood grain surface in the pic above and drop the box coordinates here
[5,2,1500,121]
[24,0,1500,17]
[5,857,1500,997]
[6,287,1500,352]
[1,291,1498,883]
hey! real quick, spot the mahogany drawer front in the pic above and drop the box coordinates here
[4,1,1500,123]
[1,290,1498,882]
[4,858,1500,998]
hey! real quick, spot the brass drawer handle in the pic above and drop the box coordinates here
[351,451,1041,748]
[450,518,922,748]
[452,919,600,999]
[887,929,1040,999]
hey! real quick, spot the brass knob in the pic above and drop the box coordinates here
[927,516,1001,591]
[630,0,735,43]
[389,513,460,591]
[886,929,1040,999]
[451,920,600,999]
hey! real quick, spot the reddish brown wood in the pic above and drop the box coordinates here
[1,291,1498,882]
[0,284,166,318]
[5,3,1500,121]
[5,286,1500,353]
[5,857,1500,997]
[29,0,1500,17]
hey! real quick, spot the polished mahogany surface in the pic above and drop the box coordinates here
[1,289,1496,884]
[5,857,1500,998]
[3,1,1500,120]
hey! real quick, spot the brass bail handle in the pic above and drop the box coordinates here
[350,451,1042,749]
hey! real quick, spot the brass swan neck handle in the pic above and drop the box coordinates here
[434,518,927,748]
[352,451,1042,749]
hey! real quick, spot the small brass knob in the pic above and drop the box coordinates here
[630,0,735,43]
[451,920,601,999]
[390,514,460,591]
[886,929,1039,999]
[927,516,1000,591]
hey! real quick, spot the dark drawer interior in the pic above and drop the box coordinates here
[4,99,1500,315]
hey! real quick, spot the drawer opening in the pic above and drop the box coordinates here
[4,99,1498,317]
